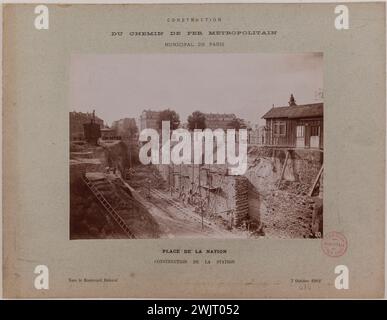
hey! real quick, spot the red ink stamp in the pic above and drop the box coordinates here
[321,231,347,257]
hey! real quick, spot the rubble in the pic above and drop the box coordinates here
[245,146,323,239]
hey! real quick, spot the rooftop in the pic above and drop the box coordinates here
[141,110,162,117]
[261,103,323,119]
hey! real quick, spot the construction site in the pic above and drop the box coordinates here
[69,110,323,240]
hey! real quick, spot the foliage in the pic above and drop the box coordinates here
[157,109,180,130]
[228,118,246,130]
[187,111,206,130]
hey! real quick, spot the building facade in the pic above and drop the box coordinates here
[262,102,323,149]
[100,128,118,140]
[70,111,104,140]
[203,113,237,130]
[248,125,266,145]
[140,110,162,131]
[111,118,138,142]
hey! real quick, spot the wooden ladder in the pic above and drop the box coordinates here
[82,176,136,239]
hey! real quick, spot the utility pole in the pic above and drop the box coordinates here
[198,164,201,194]
[169,164,171,195]
[171,163,174,196]
[179,164,182,193]
[192,164,195,193]
[207,164,211,214]
[202,209,204,231]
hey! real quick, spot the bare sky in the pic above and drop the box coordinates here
[69,53,323,127]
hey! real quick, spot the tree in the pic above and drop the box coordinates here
[187,111,206,130]
[157,109,180,130]
[228,118,246,131]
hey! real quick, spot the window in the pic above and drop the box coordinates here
[273,121,286,136]
[296,126,305,138]
[311,125,320,136]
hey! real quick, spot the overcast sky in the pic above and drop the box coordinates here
[69,53,323,127]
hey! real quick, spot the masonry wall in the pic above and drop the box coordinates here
[154,147,323,232]
[156,164,249,227]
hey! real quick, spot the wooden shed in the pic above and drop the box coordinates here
[261,102,323,149]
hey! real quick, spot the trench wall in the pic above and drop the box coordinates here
[246,146,323,193]
[155,147,323,229]
[156,164,249,227]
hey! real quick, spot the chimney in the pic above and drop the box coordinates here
[288,94,297,106]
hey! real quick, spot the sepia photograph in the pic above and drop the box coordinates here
[69,53,324,240]
[3,1,385,300]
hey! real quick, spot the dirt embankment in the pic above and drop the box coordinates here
[245,146,323,239]
[100,140,131,174]
[70,178,127,239]
[126,164,166,194]
[70,141,162,239]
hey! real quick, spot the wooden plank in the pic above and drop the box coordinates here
[309,164,324,197]
[277,150,290,188]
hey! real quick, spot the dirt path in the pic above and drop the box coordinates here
[127,164,249,238]
[138,188,247,239]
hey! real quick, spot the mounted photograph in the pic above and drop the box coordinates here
[69,53,324,240]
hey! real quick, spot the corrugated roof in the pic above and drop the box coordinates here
[261,103,323,119]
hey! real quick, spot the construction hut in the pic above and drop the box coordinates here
[262,95,323,149]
